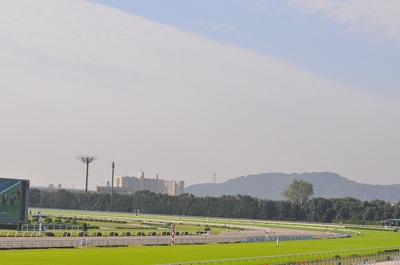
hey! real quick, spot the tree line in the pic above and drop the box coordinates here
[29,188,400,224]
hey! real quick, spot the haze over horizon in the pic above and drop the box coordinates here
[1,0,399,189]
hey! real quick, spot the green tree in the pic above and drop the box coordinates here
[282,179,314,208]
[28,188,42,206]
[259,199,278,220]
[17,222,22,231]
[305,197,335,222]
[275,200,291,220]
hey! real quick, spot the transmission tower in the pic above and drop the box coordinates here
[76,155,98,193]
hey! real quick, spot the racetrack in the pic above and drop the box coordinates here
[0,227,337,249]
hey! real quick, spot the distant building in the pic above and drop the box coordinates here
[115,176,134,188]
[383,219,400,227]
[96,171,185,196]
[32,184,86,193]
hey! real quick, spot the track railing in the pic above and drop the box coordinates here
[0,236,243,249]
[160,247,400,265]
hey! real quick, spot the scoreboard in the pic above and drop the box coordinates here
[0,178,30,224]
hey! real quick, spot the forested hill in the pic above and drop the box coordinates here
[185,172,400,203]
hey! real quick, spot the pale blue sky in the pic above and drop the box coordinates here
[92,0,400,99]
[1,1,400,189]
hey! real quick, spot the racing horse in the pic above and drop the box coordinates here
[2,193,7,208]
[10,192,16,207]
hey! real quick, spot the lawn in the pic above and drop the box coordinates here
[1,229,399,265]
[2,209,399,264]
[25,208,247,236]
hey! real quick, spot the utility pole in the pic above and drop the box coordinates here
[110,161,115,210]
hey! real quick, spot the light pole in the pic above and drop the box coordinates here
[76,155,98,193]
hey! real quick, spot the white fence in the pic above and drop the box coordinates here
[0,236,242,249]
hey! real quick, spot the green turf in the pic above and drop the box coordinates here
[1,229,400,265]
[2,209,398,264]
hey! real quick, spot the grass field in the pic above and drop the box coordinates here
[1,209,400,264]
[1,231,399,265]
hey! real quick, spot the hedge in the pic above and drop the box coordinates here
[0,223,17,230]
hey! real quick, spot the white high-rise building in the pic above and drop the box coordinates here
[115,176,134,188]
[97,171,185,196]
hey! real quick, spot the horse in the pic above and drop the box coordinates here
[10,192,16,207]
[2,193,7,208]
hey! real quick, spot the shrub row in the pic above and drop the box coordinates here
[104,231,192,236]
[0,223,17,230]
[44,230,200,237]
[332,220,382,226]
[76,218,127,224]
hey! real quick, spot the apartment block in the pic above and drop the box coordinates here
[96,171,185,196]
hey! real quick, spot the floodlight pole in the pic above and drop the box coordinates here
[76,155,98,193]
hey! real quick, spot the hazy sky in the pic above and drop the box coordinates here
[1,0,399,189]
[92,0,400,99]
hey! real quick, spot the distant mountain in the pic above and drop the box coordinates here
[185,172,400,203]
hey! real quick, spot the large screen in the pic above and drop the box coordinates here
[0,178,29,224]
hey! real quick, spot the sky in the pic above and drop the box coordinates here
[0,0,400,190]
[92,0,400,99]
